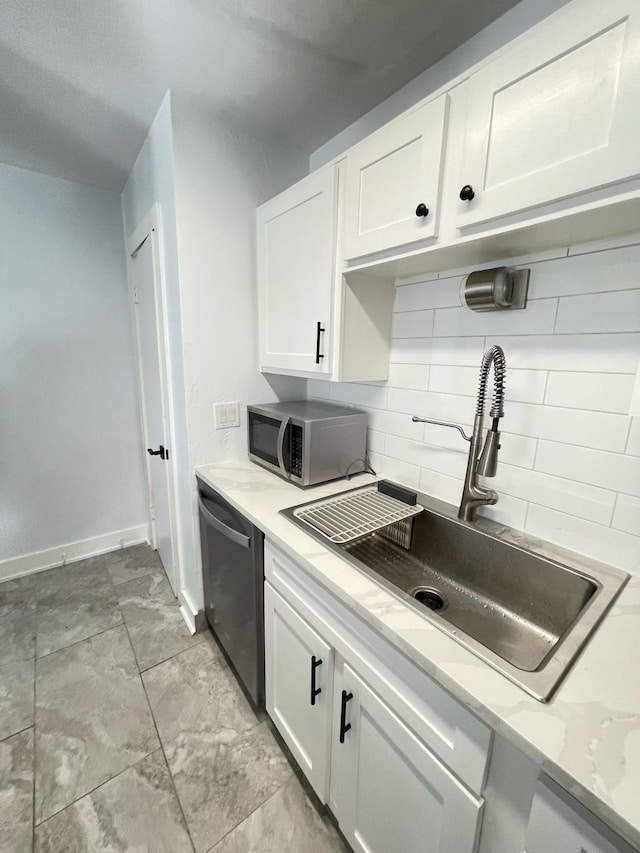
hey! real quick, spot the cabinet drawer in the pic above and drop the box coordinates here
[525,778,635,853]
[265,539,491,795]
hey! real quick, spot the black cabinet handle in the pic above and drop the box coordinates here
[315,321,326,364]
[339,690,353,743]
[310,656,322,706]
[415,203,429,217]
[459,184,475,201]
[147,445,167,460]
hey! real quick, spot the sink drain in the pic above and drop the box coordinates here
[412,587,446,611]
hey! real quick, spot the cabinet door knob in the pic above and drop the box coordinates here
[339,690,353,743]
[310,655,322,706]
[459,184,475,201]
[415,203,429,218]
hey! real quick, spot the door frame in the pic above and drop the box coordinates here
[126,203,181,594]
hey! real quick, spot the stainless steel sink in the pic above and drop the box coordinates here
[282,484,629,701]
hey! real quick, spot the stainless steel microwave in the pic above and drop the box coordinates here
[247,401,367,487]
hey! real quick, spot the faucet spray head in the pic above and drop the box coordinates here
[478,427,501,477]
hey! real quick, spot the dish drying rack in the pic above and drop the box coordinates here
[292,486,423,545]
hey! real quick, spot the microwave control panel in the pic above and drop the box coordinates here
[290,425,303,478]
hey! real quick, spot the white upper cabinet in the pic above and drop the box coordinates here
[257,166,337,374]
[456,0,640,230]
[343,96,450,260]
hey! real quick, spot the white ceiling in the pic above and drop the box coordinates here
[0,0,522,191]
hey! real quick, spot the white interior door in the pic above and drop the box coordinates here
[130,226,177,591]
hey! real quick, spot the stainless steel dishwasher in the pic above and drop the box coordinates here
[197,477,265,708]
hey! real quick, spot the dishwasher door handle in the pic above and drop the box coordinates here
[198,495,251,549]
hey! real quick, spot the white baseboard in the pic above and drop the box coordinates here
[0,524,150,583]
[179,587,204,636]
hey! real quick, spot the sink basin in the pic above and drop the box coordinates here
[282,484,628,701]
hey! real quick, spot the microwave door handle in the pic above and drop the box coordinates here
[276,416,291,478]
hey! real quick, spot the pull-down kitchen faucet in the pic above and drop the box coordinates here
[412,345,506,522]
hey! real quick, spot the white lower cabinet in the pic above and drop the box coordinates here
[525,779,634,853]
[264,540,635,853]
[329,659,483,853]
[263,541,487,853]
[263,582,333,801]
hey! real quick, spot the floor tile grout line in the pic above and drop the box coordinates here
[32,747,162,829]
[35,620,125,662]
[0,723,34,745]
[133,616,197,853]
[137,631,206,676]
[202,775,294,853]
[110,567,167,588]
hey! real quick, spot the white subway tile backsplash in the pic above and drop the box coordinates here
[435,246,568,280]
[535,440,640,497]
[544,372,635,414]
[490,333,640,373]
[491,433,538,469]
[392,310,434,338]
[307,378,332,399]
[420,421,536,469]
[304,241,640,574]
[375,455,421,490]
[493,464,616,524]
[390,336,486,366]
[555,289,640,334]
[612,494,640,535]
[364,407,425,441]
[419,467,461,505]
[530,244,640,297]
[366,429,386,455]
[627,418,640,456]
[388,389,472,424]
[525,505,640,573]
[503,401,629,452]
[330,382,388,409]
[429,365,547,404]
[394,277,461,312]
[388,363,430,390]
[386,434,468,480]
[477,494,529,530]
[567,233,640,256]
[433,298,557,338]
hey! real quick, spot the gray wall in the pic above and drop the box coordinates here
[310,0,570,170]
[0,162,147,567]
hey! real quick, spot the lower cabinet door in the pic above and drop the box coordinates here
[264,582,333,801]
[330,660,483,853]
[525,778,633,853]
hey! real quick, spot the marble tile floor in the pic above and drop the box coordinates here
[0,544,348,853]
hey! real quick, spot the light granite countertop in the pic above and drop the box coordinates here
[195,459,640,850]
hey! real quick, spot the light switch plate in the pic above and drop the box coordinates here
[214,401,240,429]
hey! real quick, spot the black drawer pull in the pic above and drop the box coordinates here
[339,690,353,743]
[310,655,323,706]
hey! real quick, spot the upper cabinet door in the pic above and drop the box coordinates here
[343,96,449,261]
[456,0,640,230]
[257,166,337,374]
